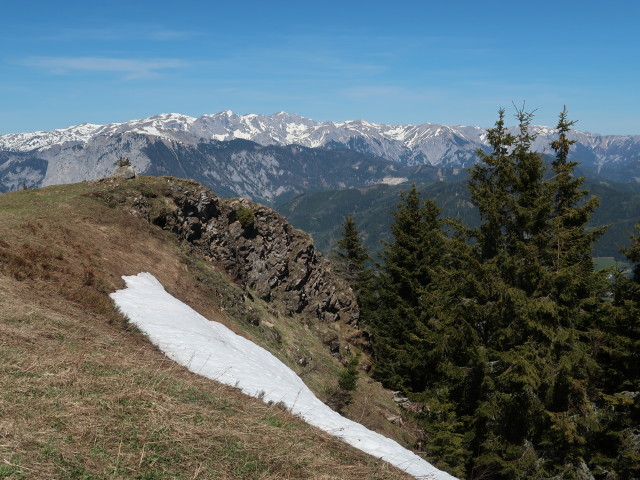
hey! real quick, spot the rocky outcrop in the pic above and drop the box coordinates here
[148,181,360,326]
[114,165,136,179]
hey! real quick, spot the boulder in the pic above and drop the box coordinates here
[114,165,136,179]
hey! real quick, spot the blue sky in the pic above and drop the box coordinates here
[1,0,638,135]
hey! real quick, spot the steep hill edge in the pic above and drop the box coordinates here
[0,176,425,478]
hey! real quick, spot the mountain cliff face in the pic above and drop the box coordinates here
[1,111,638,200]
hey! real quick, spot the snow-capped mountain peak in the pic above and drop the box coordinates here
[1,111,639,194]
[2,110,635,159]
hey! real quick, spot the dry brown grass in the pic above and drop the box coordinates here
[0,178,414,479]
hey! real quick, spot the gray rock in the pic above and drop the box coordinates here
[144,182,360,328]
[114,165,136,179]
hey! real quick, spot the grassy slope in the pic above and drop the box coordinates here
[0,178,413,479]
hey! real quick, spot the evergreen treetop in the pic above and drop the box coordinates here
[333,215,371,297]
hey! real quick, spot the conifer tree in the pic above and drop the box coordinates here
[468,107,553,348]
[468,108,516,262]
[408,221,483,477]
[548,106,605,319]
[527,109,612,476]
[333,215,370,294]
[620,223,640,415]
[466,109,552,477]
[365,185,448,390]
[466,107,607,478]
[362,186,483,475]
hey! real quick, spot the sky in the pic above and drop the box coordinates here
[1,0,639,135]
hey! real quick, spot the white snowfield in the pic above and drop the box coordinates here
[110,272,457,480]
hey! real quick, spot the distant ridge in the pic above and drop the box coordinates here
[1,111,638,199]
[2,110,639,167]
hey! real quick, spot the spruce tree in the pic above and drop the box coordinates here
[361,185,477,476]
[548,106,605,320]
[466,107,608,479]
[409,221,482,477]
[357,107,633,479]
[468,107,553,348]
[532,109,610,476]
[333,215,370,294]
[622,224,640,283]
[623,227,640,383]
[468,108,516,262]
[467,109,553,477]
[365,185,448,390]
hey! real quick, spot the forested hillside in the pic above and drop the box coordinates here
[277,179,640,262]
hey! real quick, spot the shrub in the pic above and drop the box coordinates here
[236,205,255,228]
[116,157,132,167]
[337,356,359,392]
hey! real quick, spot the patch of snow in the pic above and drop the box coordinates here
[110,273,457,480]
[233,131,252,140]
[381,176,409,185]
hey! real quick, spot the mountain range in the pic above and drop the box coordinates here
[1,111,639,203]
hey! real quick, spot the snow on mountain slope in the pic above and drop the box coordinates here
[3,110,638,170]
[110,272,458,480]
[0,111,487,167]
[0,113,197,152]
[1,111,639,195]
[0,123,105,152]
